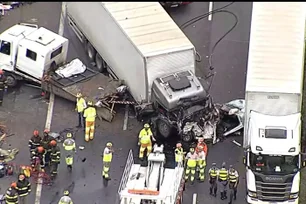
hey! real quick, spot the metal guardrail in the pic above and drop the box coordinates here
[118,149,134,195]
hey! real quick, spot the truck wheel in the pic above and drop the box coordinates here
[156,119,171,139]
[95,53,106,73]
[182,133,193,143]
[6,75,17,87]
[86,42,96,61]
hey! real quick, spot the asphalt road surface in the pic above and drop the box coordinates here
[0,2,253,204]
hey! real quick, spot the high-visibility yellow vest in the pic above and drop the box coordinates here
[229,171,237,183]
[83,107,96,122]
[175,148,184,162]
[219,168,228,181]
[209,168,218,178]
[103,147,112,162]
[63,138,76,151]
[76,97,86,113]
[139,128,152,144]
[186,152,197,167]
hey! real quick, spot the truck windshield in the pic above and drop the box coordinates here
[249,152,299,175]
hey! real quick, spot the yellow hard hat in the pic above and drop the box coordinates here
[88,101,93,106]
[76,92,82,97]
[190,148,195,152]
[144,123,150,128]
[106,142,112,147]
[67,132,72,138]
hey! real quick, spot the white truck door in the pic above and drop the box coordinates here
[0,40,14,71]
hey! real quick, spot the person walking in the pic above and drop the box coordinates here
[63,132,76,171]
[218,162,229,200]
[0,69,8,106]
[208,163,219,197]
[75,92,86,128]
[184,148,198,184]
[228,165,239,204]
[49,140,61,179]
[5,182,19,204]
[138,123,156,160]
[102,142,113,180]
[41,129,52,167]
[83,101,96,142]
[16,174,31,204]
[58,190,73,204]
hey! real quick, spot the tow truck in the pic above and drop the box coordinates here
[118,144,185,204]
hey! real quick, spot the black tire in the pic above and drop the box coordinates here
[95,53,106,73]
[86,42,96,61]
[156,119,171,139]
[6,75,17,87]
[182,132,193,143]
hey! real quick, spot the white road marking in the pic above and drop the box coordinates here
[192,193,197,204]
[123,104,129,130]
[208,2,213,21]
[35,2,66,204]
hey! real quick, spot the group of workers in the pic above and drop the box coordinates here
[5,174,31,204]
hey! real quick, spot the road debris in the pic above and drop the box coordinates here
[232,140,242,147]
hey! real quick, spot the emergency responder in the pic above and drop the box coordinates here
[76,92,87,128]
[5,182,18,204]
[138,123,156,160]
[31,146,46,171]
[19,166,31,178]
[41,129,52,166]
[228,165,239,204]
[16,173,31,204]
[102,142,113,180]
[28,130,42,153]
[218,162,229,200]
[58,190,73,204]
[83,100,96,142]
[63,132,76,170]
[185,148,198,184]
[208,163,219,197]
[174,142,185,166]
[197,145,206,182]
[49,140,61,179]
[0,69,8,106]
[195,138,208,155]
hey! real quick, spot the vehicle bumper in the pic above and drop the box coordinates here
[247,196,298,204]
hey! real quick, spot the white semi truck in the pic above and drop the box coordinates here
[66,2,218,143]
[243,2,306,204]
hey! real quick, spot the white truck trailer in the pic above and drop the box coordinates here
[243,2,306,204]
[117,144,185,204]
[66,2,217,143]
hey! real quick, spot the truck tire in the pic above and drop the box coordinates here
[95,53,106,73]
[6,75,17,87]
[86,42,96,62]
[156,119,171,139]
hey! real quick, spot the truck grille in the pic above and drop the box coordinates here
[255,174,293,202]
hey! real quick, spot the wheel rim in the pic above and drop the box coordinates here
[6,76,15,86]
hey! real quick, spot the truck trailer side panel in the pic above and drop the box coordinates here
[244,2,306,147]
[66,2,146,103]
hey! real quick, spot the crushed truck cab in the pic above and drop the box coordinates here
[118,144,185,204]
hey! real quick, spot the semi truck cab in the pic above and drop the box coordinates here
[0,23,68,86]
[244,111,303,204]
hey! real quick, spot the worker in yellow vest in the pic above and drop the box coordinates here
[174,142,185,167]
[185,148,198,184]
[76,92,87,128]
[102,142,113,180]
[138,123,156,160]
[83,101,97,142]
[197,145,206,182]
[218,162,229,200]
[63,132,76,171]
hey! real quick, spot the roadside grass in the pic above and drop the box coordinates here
[300,61,306,204]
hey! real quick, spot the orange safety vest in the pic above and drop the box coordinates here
[196,142,208,155]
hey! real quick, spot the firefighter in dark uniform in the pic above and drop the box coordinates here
[228,165,239,204]
[208,162,219,197]
[16,173,31,204]
[41,129,52,166]
[49,140,61,179]
[0,69,8,106]
[31,146,46,171]
[28,130,42,154]
[5,182,18,204]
